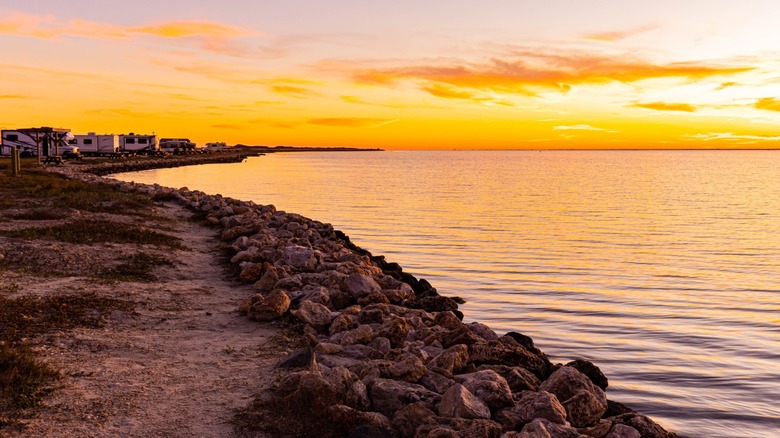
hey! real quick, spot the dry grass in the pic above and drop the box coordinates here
[0,218,183,248]
[99,252,177,283]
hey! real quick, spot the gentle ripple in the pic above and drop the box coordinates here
[115,150,780,438]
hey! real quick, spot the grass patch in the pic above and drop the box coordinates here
[0,218,184,248]
[0,293,132,345]
[0,168,155,215]
[99,252,176,282]
[9,208,70,221]
[0,292,131,428]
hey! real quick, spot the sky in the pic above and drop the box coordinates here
[1,0,780,149]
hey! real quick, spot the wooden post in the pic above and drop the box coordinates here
[35,131,41,165]
[11,148,20,176]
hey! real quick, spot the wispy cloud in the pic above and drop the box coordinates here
[755,97,780,112]
[307,118,397,128]
[687,132,780,141]
[715,81,737,91]
[351,48,752,100]
[634,102,697,112]
[271,85,319,97]
[212,123,245,130]
[0,94,23,99]
[580,24,658,42]
[0,12,259,56]
[553,124,611,131]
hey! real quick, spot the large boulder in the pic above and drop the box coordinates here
[468,341,550,379]
[438,383,491,420]
[513,391,567,425]
[329,324,375,346]
[477,365,541,393]
[293,300,333,332]
[246,290,291,321]
[369,378,441,418]
[609,413,678,438]
[521,418,583,438]
[345,273,382,298]
[539,366,607,428]
[428,344,469,378]
[566,359,608,391]
[605,424,641,438]
[454,370,513,411]
[392,402,437,437]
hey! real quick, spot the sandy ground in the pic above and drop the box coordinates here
[6,203,280,438]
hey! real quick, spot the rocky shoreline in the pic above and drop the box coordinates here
[48,157,681,438]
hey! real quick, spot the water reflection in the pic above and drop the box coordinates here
[115,150,780,438]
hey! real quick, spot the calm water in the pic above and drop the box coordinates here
[115,151,780,437]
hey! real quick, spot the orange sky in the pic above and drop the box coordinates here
[1,1,779,149]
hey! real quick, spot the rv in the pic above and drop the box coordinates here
[69,133,118,156]
[1,127,72,157]
[119,133,158,154]
[159,138,196,154]
[204,142,229,152]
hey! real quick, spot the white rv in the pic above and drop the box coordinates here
[159,138,196,154]
[69,133,118,156]
[1,127,72,157]
[204,142,229,152]
[118,133,158,154]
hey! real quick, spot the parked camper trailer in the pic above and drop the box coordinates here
[159,138,196,154]
[69,133,118,156]
[1,127,72,157]
[119,134,158,154]
[204,142,229,152]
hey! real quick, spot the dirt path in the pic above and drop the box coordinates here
[11,204,279,437]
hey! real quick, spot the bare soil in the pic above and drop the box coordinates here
[1,202,280,437]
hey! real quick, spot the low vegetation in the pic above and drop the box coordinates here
[0,218,183,248]
[0,159,175,430]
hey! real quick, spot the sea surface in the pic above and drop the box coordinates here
[115,150,780,438]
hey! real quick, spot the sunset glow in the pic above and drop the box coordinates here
[2,0,780,149]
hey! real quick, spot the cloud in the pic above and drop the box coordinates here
[686,132,780,142]
[0,12,258,56]
[715,82,737,91]
[634,102,696,112]
[0,94,23,99]
[755,97,780,112]
[341,95,365,104]
[581,24,658,42]
[212,123,245,130]
[307,118,397,128]
[271,85,319,97]
[351,49,752,99]
[553,124,610,131]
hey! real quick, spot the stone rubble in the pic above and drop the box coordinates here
[48,158,680,438]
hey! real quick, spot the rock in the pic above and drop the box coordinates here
[345,273,382,298]
[609,414,677,438]
[393,402,437,437]
[326,405,393,435]
[441,325,484,348]
[539,366,607,428]
[369,378,441,418]
[239,262,264,283]
[439,383,491,420]
[578,420,614,438]
[315,342,343,355]
[414,418,503,438]
[477,365,541,393]
[566,360,608,391]
[345,380,371,411]
[368,336,392,353]
[381,353,427,382]
[330,313,359,335]
[277,348,317,370]
[253,263,279,291]
[466,322,499,341]
[521,418,583,438]
[420,370,456,394]
[358,291,391,306]
[513,391,567,425]
[455,370,513,411]
[605,424,640,438]
[330,324,375,346]
[231,246,259,264]
[247,289,291,321]
[294,300,333,332]
[282,245,317,270]
[468,341,550,380]
[377,315,412,348]
[429,344,469,378]
[435,311,464,330]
